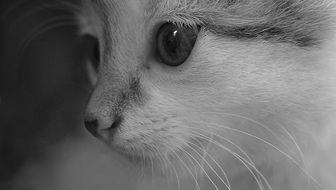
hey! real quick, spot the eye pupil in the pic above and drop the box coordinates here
[164,30,179,54]
[157,23,199,67]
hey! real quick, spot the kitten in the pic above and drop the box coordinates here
[79,0,336,189]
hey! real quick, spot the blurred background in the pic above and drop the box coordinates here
[0,1,136,190]
[0,0,87,185]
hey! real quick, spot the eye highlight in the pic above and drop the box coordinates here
[156,22,200,67]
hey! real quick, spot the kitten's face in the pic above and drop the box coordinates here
[80,0,336,180]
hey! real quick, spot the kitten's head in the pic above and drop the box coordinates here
[80,0,336,181]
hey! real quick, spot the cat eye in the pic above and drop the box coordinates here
[156,22,200,67]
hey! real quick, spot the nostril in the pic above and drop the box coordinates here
[84,119,100,138]
[84,115,123,140]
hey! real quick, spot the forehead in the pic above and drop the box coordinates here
[91,0,164,13]
[91,0,222,21]
[90,0,256,32]
[90,0,334,24]
[89,0,335,48]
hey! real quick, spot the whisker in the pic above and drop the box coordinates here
[192,127,266,189]
[191,137,211,186]
[190,131,267,190]
[201,139,237,189]
[177,142,202,186]
[177,142,219,190]
[57,0,83,13]
[169,147,201,190]
[281,126,306,166]
[159,153,174,190]
[17,18,78,57]
[195,120,299,167]
[193,137,232,190]
[6,3,74,28]
[130,132,173,188]
[165,151,181,190]
[184,145,200,183]
[140,147,146,178]
[1,1,81,45]
[194,127,256,166]
[188,140,231,190]
[157,150,171,188]
[152,146,172,190]
[1,0,30,21]
[194,111,289,149]
[184,144,223,190]
[150,151,155,189]
[194,120,323,188]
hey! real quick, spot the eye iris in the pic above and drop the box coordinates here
[157,23,199,67]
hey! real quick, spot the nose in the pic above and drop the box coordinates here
[84,114,122,140]
[84,119,100,138]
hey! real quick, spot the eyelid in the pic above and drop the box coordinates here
[165,20,202,31]
[150,20,203,52]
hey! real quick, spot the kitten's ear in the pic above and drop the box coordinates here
[81,35,99,85]
[85,59,98,86]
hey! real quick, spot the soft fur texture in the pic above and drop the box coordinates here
[79,0,336,189]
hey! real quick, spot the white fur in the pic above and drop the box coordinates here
[81,0,336,189]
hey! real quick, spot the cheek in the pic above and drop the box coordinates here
[187,38,317,111]
[113,93,192,152]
